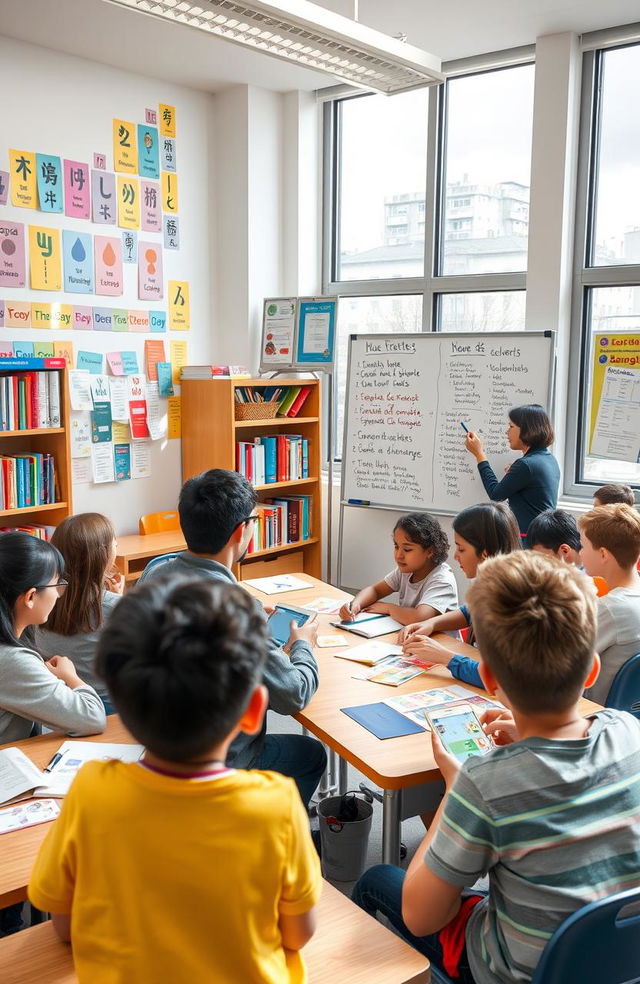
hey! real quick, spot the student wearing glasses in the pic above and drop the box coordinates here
[142,469,326,808]
[0,531,106,745]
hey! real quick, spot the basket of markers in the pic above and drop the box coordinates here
[234,386,283,420]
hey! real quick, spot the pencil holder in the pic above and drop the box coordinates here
[234,401,281,421]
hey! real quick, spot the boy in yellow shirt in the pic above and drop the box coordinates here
[28,577,321,984]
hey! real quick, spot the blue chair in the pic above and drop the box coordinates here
[137,552,181,583]
[605,653,640,719]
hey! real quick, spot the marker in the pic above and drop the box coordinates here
[44,752,64,773]
[460,421,469,433]
[348,499,370,506]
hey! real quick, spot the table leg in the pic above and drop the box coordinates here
[382,789,401,866]
[317,746,338,799]
[338,756,349,794]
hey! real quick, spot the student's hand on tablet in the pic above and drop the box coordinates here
[402,635,453,666]
[285,615,318,652]
[262,604,276,616]
[431,727,460,788]
[480,708,517,746]
[398,618,436,644]
[339,600,360,621]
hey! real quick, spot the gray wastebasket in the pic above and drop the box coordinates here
[318,793,373,881]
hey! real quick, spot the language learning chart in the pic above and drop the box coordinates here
[341,332,555,513]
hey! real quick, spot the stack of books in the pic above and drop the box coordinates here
[247,495,312,554]
[236,435,309,485]
[0,524,54,539]
[0,453,57,510]
[0,371,61,431]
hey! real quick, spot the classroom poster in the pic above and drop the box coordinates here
[112,420,130,442]
[29,225,62,290]
[295,299,336,366]
[72,457,92,484]
[106,351,124,375]
[150,310,167,333]
[74,306,94,330]
[50,304,72,331]
[91,170,116,225]
[94,236,123,295]
[77,350,104,373]
[137,124,160,179]
[70,414,92,458]
[9,149,37,208]
[138,242,163,300]
[0,171,8,206]
[122,230,137,263]
[53,339,74,367]
[12,340,34,359]
[5,301,31,327]
[144,339,166,381]
[62,231,94,293]
[0,221,26,288]
[163,215,179,250]
[589,334,640,462]
[68,370,93,411]
[161,172,178,214]
[91,442,115,483]
[128,310,149,332]
[140,182,161,232]
[63,160,90,219]
[168,281,190,330]
[36,154,63,213]
[90,403,113,444]
[167,395,181,438]
[157,361,174,396]
[112,309,128,331]
[169,339,187,383]
[159,104,176,137]
[31,302,51,328]
[114,442,131,481]
[131,441,151,479]
[160,137,176,173]
[117,177,140,228]
[113,120,138,174]
[128,375,150,438]
[261,298,296,367]
[145,381,166,440]
[109,377,129,422]
[33,340,54,358]
[121,351,139,374]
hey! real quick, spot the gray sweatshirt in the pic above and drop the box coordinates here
[143,552,319,767]
[0,642,107,743]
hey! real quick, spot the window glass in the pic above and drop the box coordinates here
[439,291,526,332]
[440,64,534,275]
[336,91,428,282]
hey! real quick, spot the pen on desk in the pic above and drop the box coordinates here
[44,752,64,773]
[460,421,469,433]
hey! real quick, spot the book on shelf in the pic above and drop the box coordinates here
[247,495,312,554]
[0,370,62,431]
[181,365,251,379]
[232,384,312,417]
[0,452,56,510]
[0,524,54,539]
[236,435,309,485]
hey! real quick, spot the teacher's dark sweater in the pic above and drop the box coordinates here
[477,447,560,534]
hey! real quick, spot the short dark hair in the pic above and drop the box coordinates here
[594,484,635,507]
[527,509,581,553]
[0,532,64,648]
[394,513,449,566]
[178,469,257,554]
[453,502,521,558]
[96,576,269,762]
[509,404,554,449]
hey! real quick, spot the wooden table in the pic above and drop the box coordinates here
[245,574,601,865]
[0,718,132,907]
[0,881,430,984]
[114,530,186,584]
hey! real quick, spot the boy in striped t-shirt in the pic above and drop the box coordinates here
[353,551,640,984]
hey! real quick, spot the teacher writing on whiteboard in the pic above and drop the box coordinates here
[464,404,560,537]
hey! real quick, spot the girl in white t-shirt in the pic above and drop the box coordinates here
[338,512,458,626]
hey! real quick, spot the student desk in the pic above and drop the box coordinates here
[0,881,430,984]
[0,717,132,908]
[114,530,186,584]
[245,574,602,866]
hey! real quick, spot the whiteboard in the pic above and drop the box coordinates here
[341,332,555,514]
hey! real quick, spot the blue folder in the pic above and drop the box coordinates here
[340,702,426,740]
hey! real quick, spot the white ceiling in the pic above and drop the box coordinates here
[1,0,639,93]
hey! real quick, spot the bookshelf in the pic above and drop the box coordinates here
[0,359,72,531]
[181,377,322,580]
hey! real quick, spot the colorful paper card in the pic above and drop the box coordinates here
[93,153,106,170]
[144,340,166,381]
[63,160,90,219]
[73,306,94,330]
[62,231,94,293]
[150,310,167,333]
[163,215,179,250]
[91,403,113,444]
[0,171,8,206]
[106,351,124,376]
[117,177,140,229]
[31,302,51,328]
[0,340,13,358]
[140,182,161,232]
[121,351,139,374]
[90,374,110,404]
[70,415,92,458]
[169,281,190,330]
[157,362,174,397]
[95,236,123,295]
[77,350,104,374]
[113,120,138,174]
[138,124,159,179]
[13,340,34,359]
[112,309,128,332]
[161,172,178,214]
[53,340,74,368]
[0,222,26,288]
[72,457,92,484]
[29,225,62,290]
[128,310,149,332]
[9,150,37,208]
[6,301,31,328]
[50,304,73,330]
[160,137,176,173]
[68,371,92,411]
[92,442,115,483]
[159,104,176,137]
[114,442,131,481]
[109,378,129,422]
[145,381,166,440]
[112,420,130,442]
[122,230,137,263]
[128,374,149,439]
[170,339,187,383]
[138,242,163,300]
[36,154,63,213]
[34,341,54,358]
[131,441,151,479]
[91,170,116,225]
[167,395,181,439]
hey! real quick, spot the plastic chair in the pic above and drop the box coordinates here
[137,553,180,584]
[139,511,180,535]
[605,653,640,719]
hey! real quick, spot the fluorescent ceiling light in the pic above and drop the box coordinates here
[102,0,444,93]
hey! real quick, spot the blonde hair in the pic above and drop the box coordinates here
[467,551,596,713]
[579,504,640,570]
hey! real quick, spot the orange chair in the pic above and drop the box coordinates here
[139,510,180,535]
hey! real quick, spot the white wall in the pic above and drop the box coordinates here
[0,35,216,534]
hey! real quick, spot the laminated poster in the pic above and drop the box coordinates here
[114,443,131,481]
[113,120,138,174]
[0,221,26,288]
[63,160,90,219]
[261,298,296,367]
[159,104,176,138]
[161,172,178,214]
[163,215,179,250]
[70,415,92,459]
[36,154,63,213]
[138,243,163,300]
[62,231,94,293]
[91,443,115,484]
[94,237,123,296]
[9,149,37,208]
[91,170,116,225]
[168,281,189,331]
[68,370,93,412]
[29,225,62,291]
[137,124,160,180]
[76,351,104,374]
[141,181,161,232]
[144,340,166,381]
[157,362,174,397]
[74,306,94,330]
[109,377,129,423]
[160,137,176,173]
[117,177,140,229]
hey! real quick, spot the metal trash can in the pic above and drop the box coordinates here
[317,792,373,881]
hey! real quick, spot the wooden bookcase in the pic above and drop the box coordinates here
[181,377,322,580]
[0,361,72,531]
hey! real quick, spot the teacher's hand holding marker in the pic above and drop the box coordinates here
[462,404,560,536]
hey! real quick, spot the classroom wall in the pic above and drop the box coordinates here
[0,35,216,534]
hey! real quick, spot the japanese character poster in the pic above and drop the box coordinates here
[117,176,140,228]
[161,172,178,213]
[63,160,90,219]
[159,104,176,138]
[140,181,161,232]
[94,235,123,295]
[9,149,37,208]
[0,221,26,288]
[138,241,163,300]
[163,215,179,250]
[29,225,62,290]
[36,154,63,213]
[160,137,176,173]
[137,124,160,179]
[168,280,190,330]
[91,170,116,225]
[62,230,94,293]
[122,230,138,263]
[113,119,139,173]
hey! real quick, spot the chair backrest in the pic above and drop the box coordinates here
[531,887,640,984]
[139,511,180,535]
[137,553,180,584]
[605,653,640,719]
